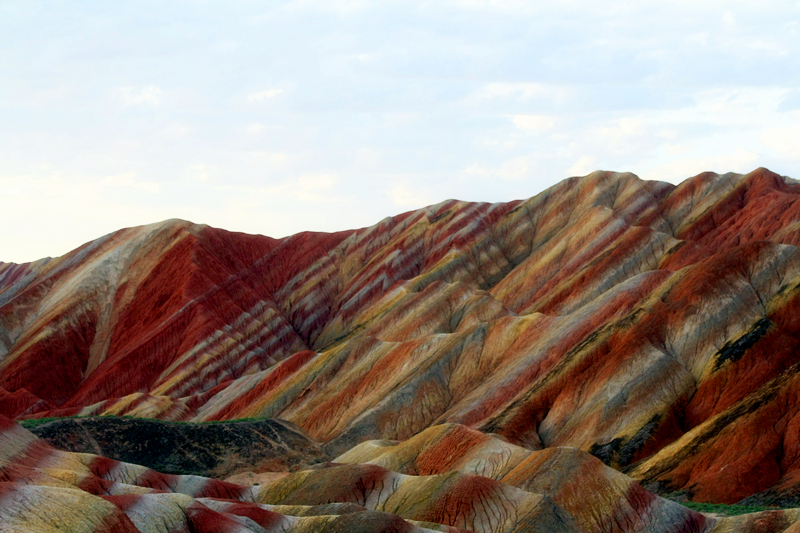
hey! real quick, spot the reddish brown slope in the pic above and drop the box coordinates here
[0,221,351,415]
[3,168,800,506]
[6,414,800,533]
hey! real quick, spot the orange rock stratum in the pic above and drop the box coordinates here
[3,168,800,532]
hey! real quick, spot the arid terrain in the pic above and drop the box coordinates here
[3,168,800,532]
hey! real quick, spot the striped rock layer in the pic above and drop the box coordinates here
[2,167,800,511]
[2,415,799,533]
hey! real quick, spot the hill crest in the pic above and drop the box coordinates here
[3,167,800,509]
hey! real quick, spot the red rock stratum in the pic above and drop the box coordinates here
[3,168,800,530]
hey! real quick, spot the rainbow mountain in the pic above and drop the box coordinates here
[3,168,800,532]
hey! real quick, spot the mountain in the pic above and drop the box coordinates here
[3,167,800,531]
[0,415,709,533]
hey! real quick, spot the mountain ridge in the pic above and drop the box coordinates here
[3,167,800,515]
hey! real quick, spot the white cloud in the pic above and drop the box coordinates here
[480,137,518,151]
[569,155,595,176]
[464,156,532,181]
[101,173,161,193]
[187,164,210,183]
[450,0,538,12]
[116,86,163,107]
[159,123,191,139]
[642,149,759,184]
[686,32,708,46]
[779,90,800,111]
[575,118,649,158]
[476,82,571,103]
[595,118,646,153]
[722,11,736,28]
[0,172,166,262]
[761,124,800,158]
[511,114,557,133]
[292,174,340,203]
[215,172,339,204]
[610,87,793,135]
[352,147,381,169]
[390,183,436,209]
[666,143,691,156]
[216,40,239,52]
[247,89,283,102]
[281,0,370,14]
[3,1,800,263]
[248,151,291,169]
[602,118,645,137]
[748,39,789,56]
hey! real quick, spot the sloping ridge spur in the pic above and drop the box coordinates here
[3,167,800,532]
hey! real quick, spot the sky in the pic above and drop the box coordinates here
[1,1,799,263]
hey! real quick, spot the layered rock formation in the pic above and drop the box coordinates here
[3,167,800,530]
[3,415,798,533]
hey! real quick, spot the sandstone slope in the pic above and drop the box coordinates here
[5,415,800,533]
[2,168,800,507]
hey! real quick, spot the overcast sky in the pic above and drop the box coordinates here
[2,1,799,263]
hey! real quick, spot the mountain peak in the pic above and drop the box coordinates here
[2,168,800,519]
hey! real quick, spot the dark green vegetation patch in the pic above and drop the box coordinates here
[590,414,662,468]
[713,318,772,370]
[678,501,779,516]
[27,416,329,478]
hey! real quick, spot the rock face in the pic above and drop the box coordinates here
[3,167,800,527]
[2,414,798,533]
[0,415,701,533]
